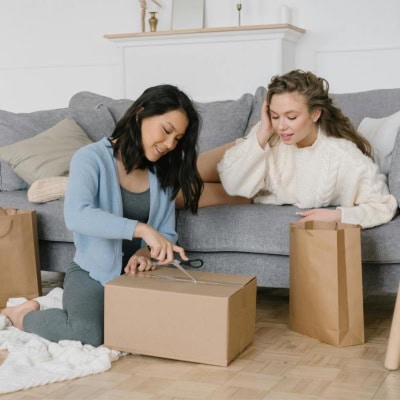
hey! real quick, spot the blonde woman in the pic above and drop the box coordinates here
[186,70,397,228]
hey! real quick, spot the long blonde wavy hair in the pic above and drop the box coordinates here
[266,70,372,157]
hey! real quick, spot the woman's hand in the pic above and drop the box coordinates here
[133,222,188,265]
[296,209,342,223]
[124,246,154,274]
[256,99,274,148]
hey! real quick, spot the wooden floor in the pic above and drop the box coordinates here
[1,287,399,400]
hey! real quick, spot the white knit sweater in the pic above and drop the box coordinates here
[217,123,398,228]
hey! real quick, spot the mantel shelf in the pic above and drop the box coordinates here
[104,23,306,102]
[104,24,305,40]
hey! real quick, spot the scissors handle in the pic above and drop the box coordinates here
[180,258,204,269]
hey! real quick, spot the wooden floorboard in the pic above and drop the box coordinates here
[0,287,399,399]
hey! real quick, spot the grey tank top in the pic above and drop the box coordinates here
[120,185,150,271]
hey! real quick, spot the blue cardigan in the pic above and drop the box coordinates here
[64,138,177,285]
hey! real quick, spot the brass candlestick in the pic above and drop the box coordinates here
[236,3,242,27]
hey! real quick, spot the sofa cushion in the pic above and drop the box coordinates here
[195,94,253,153]
[0,164,27,192]
[0,104,115,191]
[357,110,400,175]
[0,118,92,185]
[176,204,400,264]
[177,204,295,256]
[69,91,133,123]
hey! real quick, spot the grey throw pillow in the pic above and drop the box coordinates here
[195,94,254,153]
[0,104,115,191]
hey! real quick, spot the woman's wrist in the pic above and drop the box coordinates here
[256,126,273,149]
[133,222,147,239]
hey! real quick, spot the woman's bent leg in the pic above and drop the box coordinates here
[23,262,104,347]
[197,142,236,183]
[176,141,251,208]
[198,183,251,207]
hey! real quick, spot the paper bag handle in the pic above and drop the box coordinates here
[0,218,13,237]
[0,207,18,216]
[0,208,19,237]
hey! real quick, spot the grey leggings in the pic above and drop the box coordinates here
[23,262,104,347]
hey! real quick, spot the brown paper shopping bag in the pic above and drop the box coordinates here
[0,208,42,308]
[289,220,364,346]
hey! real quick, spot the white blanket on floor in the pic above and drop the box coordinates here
[0,288,122,394]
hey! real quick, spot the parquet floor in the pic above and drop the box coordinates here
[1,286,399,400]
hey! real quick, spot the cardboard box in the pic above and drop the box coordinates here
[104,267,257,366]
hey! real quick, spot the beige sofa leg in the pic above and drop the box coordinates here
[385,282,400,370]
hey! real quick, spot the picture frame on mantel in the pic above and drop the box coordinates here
[172,0,204,30]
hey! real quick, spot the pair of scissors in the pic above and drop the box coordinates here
[174,258,204,269]
[149,251,204,284]
[146,246,203,269]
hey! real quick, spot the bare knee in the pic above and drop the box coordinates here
[197,142,235,183]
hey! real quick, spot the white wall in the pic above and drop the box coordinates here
[1,0,400,112]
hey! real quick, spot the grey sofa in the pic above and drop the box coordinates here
[1,87,400,294]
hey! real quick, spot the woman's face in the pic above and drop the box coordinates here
[141,109,188,162]
[269,92,321,148]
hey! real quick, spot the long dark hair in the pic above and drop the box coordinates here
[111,84,203,213]
[266,70,372,157]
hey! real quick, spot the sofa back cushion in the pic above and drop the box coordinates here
[331,88,400,129]
[195,94,253,153]
[246,87,400,134]
[69,91,254,154]
[245,86,267,136]
[0,105,115,191]
[69,91,133,123]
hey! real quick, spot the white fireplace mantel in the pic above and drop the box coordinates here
[104,24,305,101]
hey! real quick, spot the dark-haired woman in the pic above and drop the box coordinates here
[2,84,203,346]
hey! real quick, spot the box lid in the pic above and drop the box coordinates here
[106,267,255,298]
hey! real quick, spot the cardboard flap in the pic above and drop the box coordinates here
[108,267,256,298]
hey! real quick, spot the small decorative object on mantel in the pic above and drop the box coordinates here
[236,2,242,27]
[138,0,162,32]
[148,11,158,32]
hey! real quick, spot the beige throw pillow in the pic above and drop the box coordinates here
[0,117,92,185]
[28,177,68,203]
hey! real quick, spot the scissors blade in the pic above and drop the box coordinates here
[171,260,198,284]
